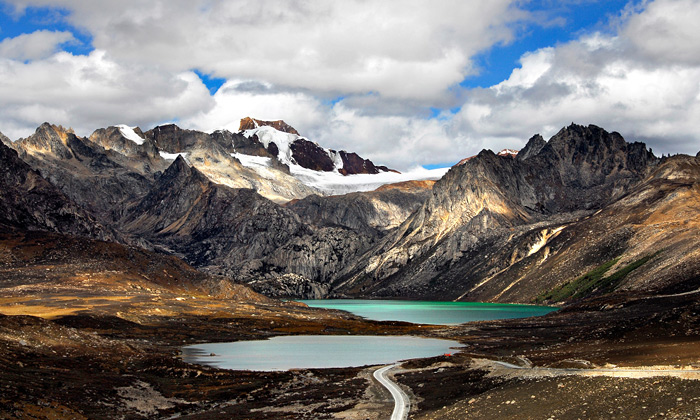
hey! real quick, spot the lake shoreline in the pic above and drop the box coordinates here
[2,290,700,418]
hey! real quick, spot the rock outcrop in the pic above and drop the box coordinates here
[120,156,310,267]
[239,117,397,176]
[239,117,300,135]
[0,140,110,240]
[0,131,11,147]
[335,124,661,300]
[12,123,158,225]
[288,181,434,236]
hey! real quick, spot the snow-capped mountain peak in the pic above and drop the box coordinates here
[242,124,301,168]
[115,124,145,145]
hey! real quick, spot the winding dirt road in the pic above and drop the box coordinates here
[374,364,410,420]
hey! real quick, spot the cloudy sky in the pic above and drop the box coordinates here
[1,0,698,169]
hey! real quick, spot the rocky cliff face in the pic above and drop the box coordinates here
[0,131,11,147]
[120,156,310,267]
[6,119,697,305]
[12,123,157,225]
[239,117,300,135]
[335,124,661,300]
[0,140,110,240]
[239,118,396,176]
[288,180,434,236]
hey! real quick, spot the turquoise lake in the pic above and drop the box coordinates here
[182,301,556,371]
[298,299,557,325]
[182,335,462,371]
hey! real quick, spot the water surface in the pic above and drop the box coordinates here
[182,335,461,371]
[299,299,557,325]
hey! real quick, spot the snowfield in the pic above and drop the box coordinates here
[116,124,145,145]
[232,151,448,196]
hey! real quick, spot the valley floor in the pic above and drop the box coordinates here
[2,269,700,419]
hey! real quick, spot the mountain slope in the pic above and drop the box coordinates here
[335,124,661,300]
[119,156,310,267]
[145,124,319,203]
[288,180,435,237]
[12,123,159,225]
[239,117,395,175]
[0,140,110,240]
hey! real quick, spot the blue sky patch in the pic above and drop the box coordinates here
[461,0,637,89]
[0,4,93,56]
[194,70,227,95]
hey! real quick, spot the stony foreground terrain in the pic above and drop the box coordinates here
[2,120,700,418]
[1,230,699,419]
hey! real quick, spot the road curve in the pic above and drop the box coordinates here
[373,364,410,420]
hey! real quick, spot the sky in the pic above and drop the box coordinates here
[1,0,699,170]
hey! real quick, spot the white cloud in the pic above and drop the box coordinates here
[623,0,700,66]
[2,0,700,165]
[0,30,75,61]
[5,0,523,104]
[454,0,700,156]
[0,49,213,139]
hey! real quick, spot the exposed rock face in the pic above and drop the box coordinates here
[336,124,661,300]
[228,131,275,158]
[239,116,300,135]
[239,117,397,176]
[225,226,375,295]
[12,123,157,225]
[120,156,310,268]
[516,134,546,161]
[337,150,390,175]
[246,274,330,299]
[7,119,696,306]
[0,140,110,240]
[218,181,436,298]
[145,124,231,153]
[144,125,317,203]
[288,181,434,236]
[457,148,519,166]
[290,138,336,171]
[0,131,11,147]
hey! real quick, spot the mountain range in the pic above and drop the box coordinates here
[2,120,699,308]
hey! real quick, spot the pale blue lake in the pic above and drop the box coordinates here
[299,299,557,325]
[183,300,555,371]
[182,335,461,371]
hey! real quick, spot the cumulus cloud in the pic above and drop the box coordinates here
[454,0,700,156]
[0,30,75,61]
[182,0,700,167]
[2,0,699,166]
[0,49,213,139]
[5,0,523,104]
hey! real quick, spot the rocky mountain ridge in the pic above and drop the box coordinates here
[3,120,699,307]
[0,139,111,241]
[333,124,680,301]
[238,117,396,176]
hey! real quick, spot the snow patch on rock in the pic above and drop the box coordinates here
[116,125,144,145]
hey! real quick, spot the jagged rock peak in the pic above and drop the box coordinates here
[157,155,210,190]
[38,122,75,136]
[517,134,546,161]
[239,117,300,135]
[457,148,519,166]
[162,154,193,179]
[16,122,79,160]
[144,123,225,153]
[89,125,159,158]
[0,130,11,146]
